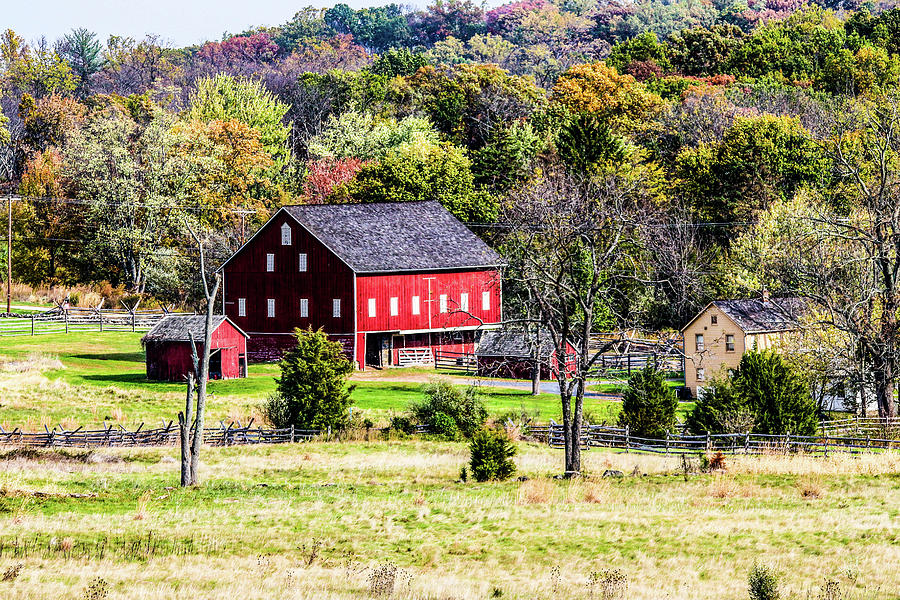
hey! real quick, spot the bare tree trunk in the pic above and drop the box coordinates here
[178,373,194,486]
[873,358,896,418]
[189,284,219,485]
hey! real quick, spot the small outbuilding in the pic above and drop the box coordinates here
[476,330,577,380]
[142,315,248,382]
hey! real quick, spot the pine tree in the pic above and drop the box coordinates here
[618,366,678,438]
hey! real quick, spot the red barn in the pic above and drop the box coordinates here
[142,315,248,381]
[476,329,577,380]
[220,201,504,367]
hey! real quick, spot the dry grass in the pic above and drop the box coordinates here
[798,475,824,499]
[0,353,64,373]
[515,478,556,504]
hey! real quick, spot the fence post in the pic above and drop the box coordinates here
[824,434,829,458]
[99,310,103,332]
[744,431,750,454]
[290,425,295,444]
[625,425,630,453]
[31,314,34,335]
[131,310,135,332]
[785,431,791,454]
[706,431,711,454]
[665,431,670,456]
[866,434,871,451]
[64,311,68,334]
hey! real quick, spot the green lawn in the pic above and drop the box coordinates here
[0,331,624,428]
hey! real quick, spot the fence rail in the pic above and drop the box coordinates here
[0,308,184,337]
[820,416,900,438]
[434,350,477,374]
[0,422,430,448]
[529,423,900,455]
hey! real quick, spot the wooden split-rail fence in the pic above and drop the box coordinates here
[0,421,430,448]
[0,307,181,337]
[529,422,900,456]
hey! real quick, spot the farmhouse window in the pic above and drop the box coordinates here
[412,295,421,315]
[482,291,490,311]
[238,298,246,317]
[267,298,275,318]
[695,334,704,351]
[333,299,341,318]
[266,253,275,272]
[711,314,717,325]
[298,253,308,272]
[697,367,705,381]
[368,298,376,317]
[281,223,292,245]
[460,293,469,312]
[390,297,399,316]
[439,294,448,313]
[725,334,735,352]
[300,298,309,318]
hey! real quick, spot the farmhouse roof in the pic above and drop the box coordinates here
[142,315,246,343]
[281,201,504,273]
[477,329,559,359]
[711,297,807,334]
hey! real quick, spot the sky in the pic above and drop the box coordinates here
[5,0,415,48]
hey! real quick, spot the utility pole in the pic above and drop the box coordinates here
[234,209,255,246]
[6,195,11,315]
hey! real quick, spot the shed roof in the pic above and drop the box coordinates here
[281,201,504,273]
[711,297,807,334]
[477,329,559,359]
[142,315,246,343]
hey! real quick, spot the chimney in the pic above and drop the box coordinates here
[762,289,770,302]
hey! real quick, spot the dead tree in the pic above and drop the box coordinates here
[501,170,645,475]
[178,222,221,487]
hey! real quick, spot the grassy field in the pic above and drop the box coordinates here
[0,441,898,599]
[0,331,629,430]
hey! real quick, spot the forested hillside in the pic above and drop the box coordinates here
[2,0,900,329]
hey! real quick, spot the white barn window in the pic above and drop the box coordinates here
[281,223,292,245]
[412,296,420,315]
[333,299,341,318]
[238,298,246,317]
[298,253,308,272]
[460,293,469,312]
[390,297,399,316]
[266,253,274,272]
[267,298,275,318]
[439,294,448,313]
[300,298,309,318]
[368,298,376,317]
[482,291,490,311]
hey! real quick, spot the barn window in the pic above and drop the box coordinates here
[298,253,307,272]
[267,298,275,318]
[266,253,275,272]
[333,299,341,318]
[281,223,292,245]
[390,297,399,316]
[300,298,309,318]
[460,293,469,312]
[439,294,448,313]
[482,291,490,311]
[411,296,420,315]
[368,298,376,317]
[238,298,246,317]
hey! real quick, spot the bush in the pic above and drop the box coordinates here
[618,366,678,438]
[430,411,460,440]
[409,380,488,438]
[748,564,780,600]
[469,428,517,482]
[266,328,355,430]
[686,350,817,436]
[388,414,417,435]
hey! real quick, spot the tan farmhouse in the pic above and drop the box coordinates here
[680,294,806,396]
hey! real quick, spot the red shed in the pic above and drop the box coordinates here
[476,329,577,380]
[220,201,505,368]
[142,315,248,381]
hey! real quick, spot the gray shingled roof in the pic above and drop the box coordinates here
[282,201,504,273]
[477,330,557,359]
[142,315,241,343]
[714,297,807,333]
